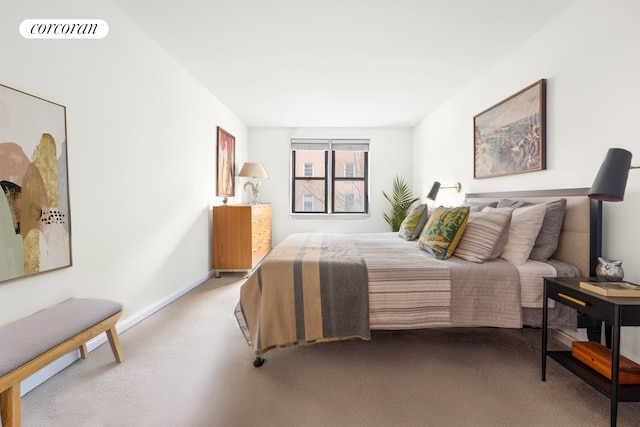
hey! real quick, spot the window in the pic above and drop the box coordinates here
[291,139,369,215]
[344,163,355,177]
[304,163,314,177]
[343,194,355,211]
[303,195,314,212]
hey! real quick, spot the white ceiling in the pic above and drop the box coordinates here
[110,0,574,128]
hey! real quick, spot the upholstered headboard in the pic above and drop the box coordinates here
[465,188,601,277]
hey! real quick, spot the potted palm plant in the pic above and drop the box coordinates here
[383,175,418,232]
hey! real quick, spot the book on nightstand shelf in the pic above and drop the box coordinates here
[579,280,640,297]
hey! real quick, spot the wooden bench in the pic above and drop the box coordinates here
[0,298,124,427]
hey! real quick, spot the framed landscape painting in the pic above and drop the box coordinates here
[216,126,235,202]
[474,79,546,179]
[0,84,72,283]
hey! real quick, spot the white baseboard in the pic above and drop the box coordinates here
[550,328,577,349]
[20,270,215,396]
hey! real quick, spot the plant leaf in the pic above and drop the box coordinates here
[382,175,418,232]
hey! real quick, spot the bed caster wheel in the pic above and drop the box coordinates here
[253,357,265,368]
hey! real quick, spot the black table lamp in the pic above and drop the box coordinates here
[585,147,637,344]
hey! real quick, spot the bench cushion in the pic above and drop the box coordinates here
[0,298,123,377]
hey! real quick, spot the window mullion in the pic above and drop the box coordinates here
[327,146,333,214]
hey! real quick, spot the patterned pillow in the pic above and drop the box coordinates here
[412,206,432,239]
[398,202,429,240]
[418,206,470,260]
[454,208,513,263]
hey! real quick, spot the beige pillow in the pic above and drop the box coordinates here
[499,203,547,265]
[454,208,513,263]
[497,198,568,261]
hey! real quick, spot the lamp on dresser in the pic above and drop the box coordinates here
[238,162,269,204]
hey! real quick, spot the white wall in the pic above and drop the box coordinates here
[5,0,640,375]
[0,0,247,326]
[413,0,640,359]
[248,127,413,245]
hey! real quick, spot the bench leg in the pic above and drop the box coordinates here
[1,384,21,427]
[79,343,89,359]
[106,326,124,363]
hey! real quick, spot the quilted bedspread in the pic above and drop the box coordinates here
[235,232,531,356]
[351,233,523,329]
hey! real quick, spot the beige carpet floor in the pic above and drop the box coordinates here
[19,274,640,426]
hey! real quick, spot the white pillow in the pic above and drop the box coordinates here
[498,203,547,265]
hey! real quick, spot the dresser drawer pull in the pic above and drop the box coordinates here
[557,292,587,307]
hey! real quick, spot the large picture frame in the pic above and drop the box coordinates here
[216,126,235,201]
[474,79,546,179]
[0,83,72,283]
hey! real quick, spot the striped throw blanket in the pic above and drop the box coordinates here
[236,233,370,355]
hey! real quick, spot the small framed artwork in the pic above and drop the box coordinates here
[474,79,546,179]
[216,126,235,201]
[0,83,72,283]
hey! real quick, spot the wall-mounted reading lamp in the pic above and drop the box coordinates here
[238,162,269,203]
[426,181,462,201]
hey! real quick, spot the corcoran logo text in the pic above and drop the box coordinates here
[20,19,109,39]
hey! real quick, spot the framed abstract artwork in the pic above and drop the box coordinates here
[474,79,546,179]
[0,83,72,283]
[216,126,235,202]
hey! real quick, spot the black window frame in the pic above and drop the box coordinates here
[291,149,328,213]
[290,139,369,216]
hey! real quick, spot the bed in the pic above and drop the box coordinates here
[234,188,601,366]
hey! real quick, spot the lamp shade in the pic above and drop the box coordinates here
[238,162,268,179]
[426,181,441,201]
[588,148,632,202]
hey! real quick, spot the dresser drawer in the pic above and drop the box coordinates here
[251,208,271,264]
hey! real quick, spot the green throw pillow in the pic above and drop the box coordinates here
[418,206,470,259]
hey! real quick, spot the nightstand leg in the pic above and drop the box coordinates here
[610,305,621,427]
[542,280,549,381]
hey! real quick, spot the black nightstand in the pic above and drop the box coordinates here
[542,277,640,427]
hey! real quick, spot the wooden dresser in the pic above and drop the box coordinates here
[212,203,272,276]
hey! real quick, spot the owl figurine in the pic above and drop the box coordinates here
[596,257,624,282]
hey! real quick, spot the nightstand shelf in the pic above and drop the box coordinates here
[542,276,640,427]
[547,350,640,402]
